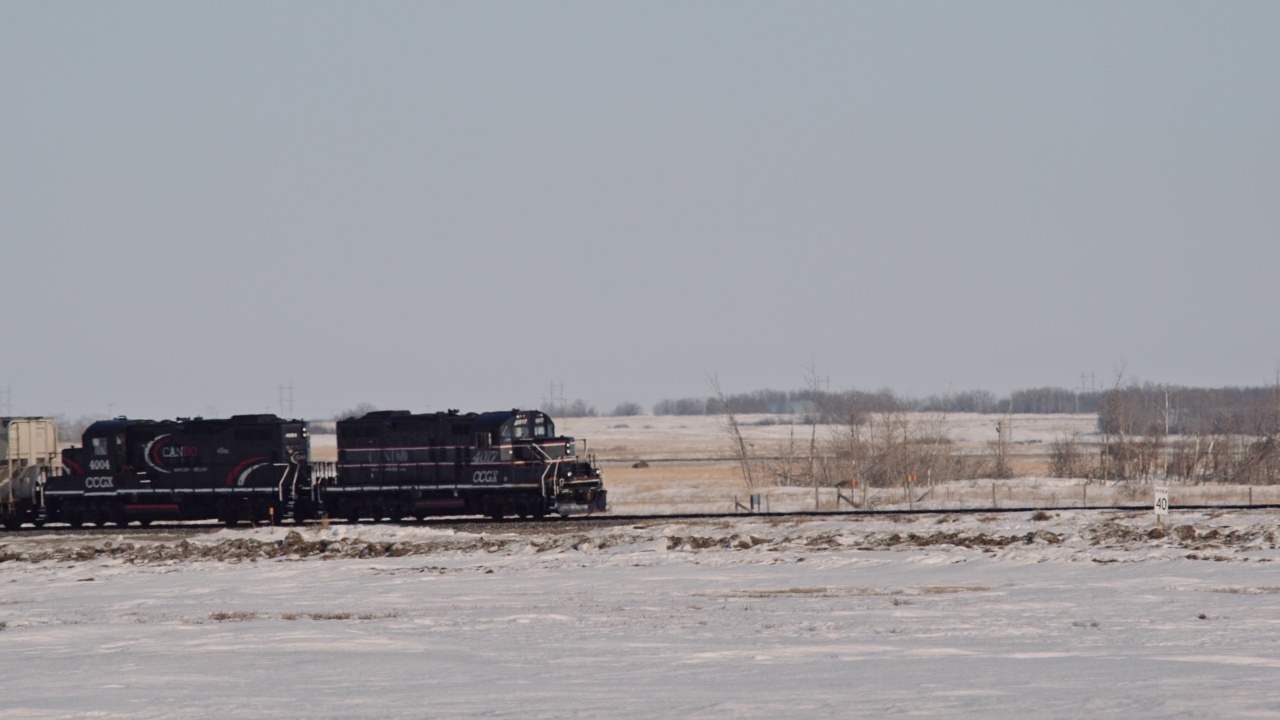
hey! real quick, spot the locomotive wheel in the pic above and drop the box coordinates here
[138,519,153,527]
[2,516,21,531]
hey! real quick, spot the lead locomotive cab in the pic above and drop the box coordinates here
[475,410,562,459]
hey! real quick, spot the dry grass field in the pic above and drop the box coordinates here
[558,414,1280,514]
[309,413,1280,515]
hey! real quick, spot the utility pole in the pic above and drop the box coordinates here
[542,381,565,412]
[278,383,294,418]
[1078,372,1097,413]
[1164,386,1171,436]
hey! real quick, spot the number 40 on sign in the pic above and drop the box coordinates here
[1154,486,1170,520]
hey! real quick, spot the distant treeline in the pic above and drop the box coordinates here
[652,384,1280,436]
[1098,383,1280,436]
[48,384,1280,444]
[651,387,1105,418]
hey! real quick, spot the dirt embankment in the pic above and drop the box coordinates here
[3,515,1279,564]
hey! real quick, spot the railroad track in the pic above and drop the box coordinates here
[4,502,1277,537]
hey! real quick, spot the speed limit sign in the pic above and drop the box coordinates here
[1154,486,1170,518]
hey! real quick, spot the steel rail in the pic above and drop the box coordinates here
[5,502,1278,536]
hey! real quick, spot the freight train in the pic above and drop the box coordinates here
[0,409,605,529]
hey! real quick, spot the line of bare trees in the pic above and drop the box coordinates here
[1048,370,1280,486]
[655,386,1109,418]
[709,373,1007,493]
[711,371,1280,490]
[722,404,1013,492]
[657,383,1280,422]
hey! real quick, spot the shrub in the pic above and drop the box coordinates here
[610,402,644,417]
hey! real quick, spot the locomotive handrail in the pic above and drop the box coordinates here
[277,462,296,502]
[527,443,564,499]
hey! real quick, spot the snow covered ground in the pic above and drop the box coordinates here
[312,412,1100,463]
[4,509,1280,719]
[560,412,1099,456]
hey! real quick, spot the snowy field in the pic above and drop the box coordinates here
[5,509,1280,719]
[312,412,1099,463]
[558,412,1100,457]
[552,414,1280,513]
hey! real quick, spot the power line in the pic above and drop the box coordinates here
[1080,372,1096,394]
[278,383,294,417]
[542,381,565,410]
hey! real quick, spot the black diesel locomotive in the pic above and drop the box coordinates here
[326,408,606,522]
[44,414,314,527]
[2,408,605,528]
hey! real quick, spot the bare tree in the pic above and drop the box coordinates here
[766,424,802,486]
[990,403,1014,480]
[542,399,598,418]
[1048,434,1093,479]
[335,403,379,421]
[610,402,644,417]
[1098,362,1139,482]
[708,374,755,489]
[804,362,822,496]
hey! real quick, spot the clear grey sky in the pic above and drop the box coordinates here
[3,2,1278,419]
